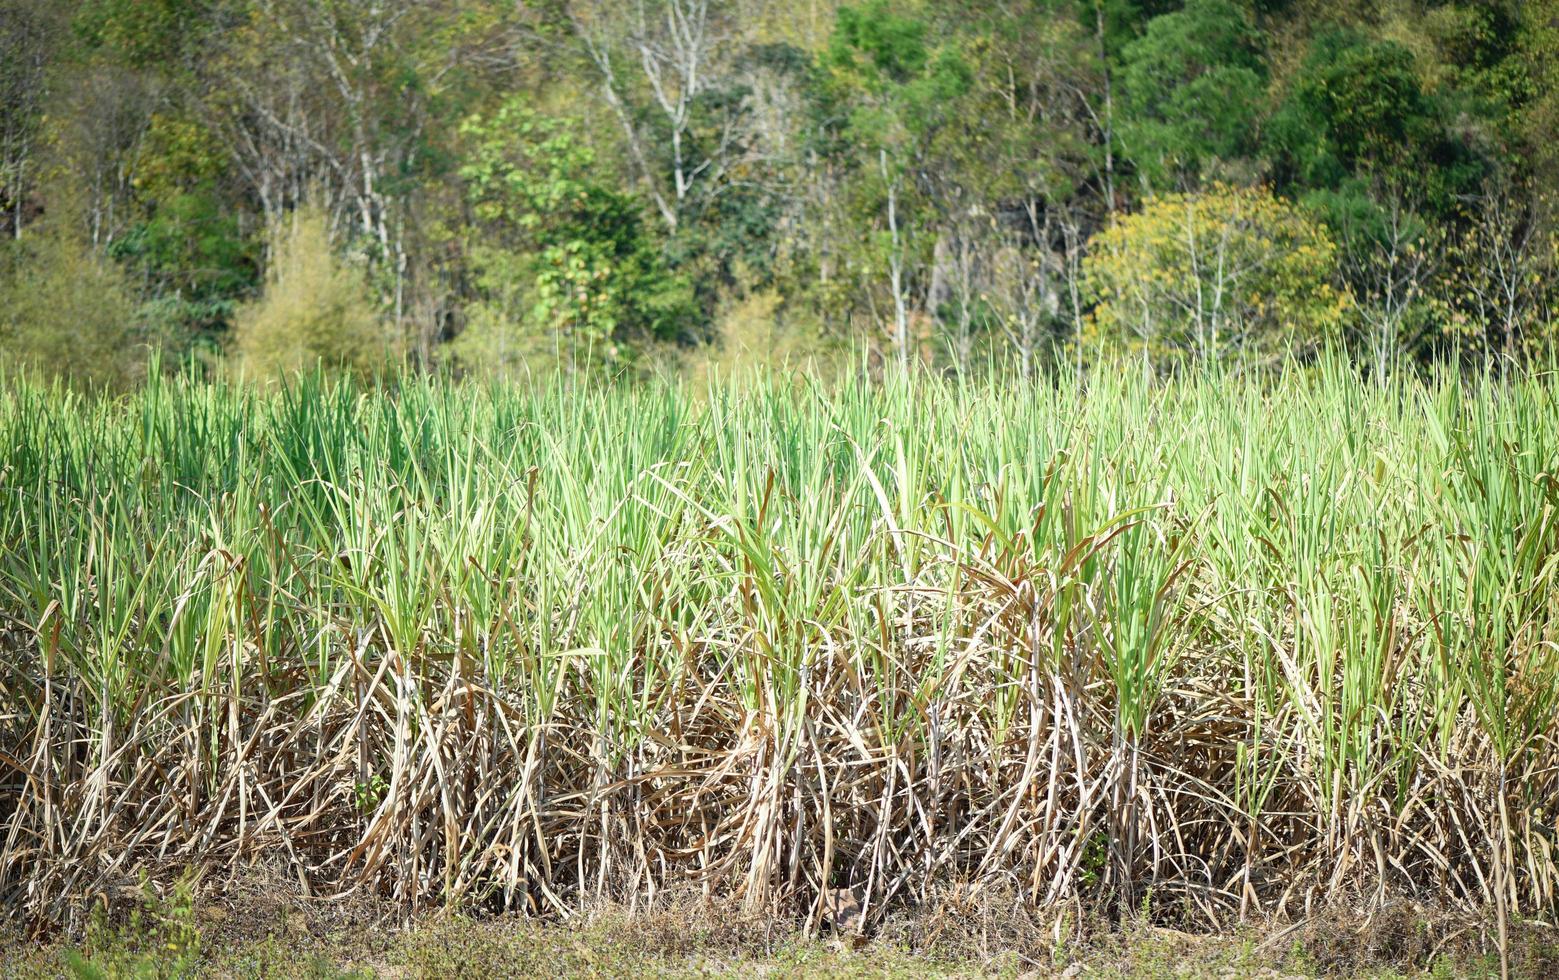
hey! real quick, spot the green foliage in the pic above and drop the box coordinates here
[111,184,257,339]
[954,0,1101,202]
[1265,29,1489,216]
[1436,183,1559,359]
[1119,0,1268,188]
[72,0,215,67]
[113,113,256,337]
[830,2,933,84]
[1094,0,1183,57]
[455,99,694,374]
[1519,0,1559,187]
[63,875,200,979]
[229,208,393,382]
[0,0,65,237]
[826,1,973,148]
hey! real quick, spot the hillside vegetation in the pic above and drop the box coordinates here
[2,0,1558,382]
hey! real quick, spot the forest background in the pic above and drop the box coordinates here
[2,0,1557,386]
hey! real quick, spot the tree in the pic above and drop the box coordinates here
[1320,185,1441,374]
[1082,183,1347,365]
[1441,178,1558,363]
[940,0,1106,372]
[1117,0,1267,190]
[0,1,65,239]
[454,99,695,375]
[48,61,162,252]
[3,0,1548,382]
[1265,29,1489,219]
[823,0,973,370]
[989,238,1063,379]
[567,0,739,235]
[72,0,219,68]
[107,114,260,347]
[202,0,504,355]
[1521,0,1559,192]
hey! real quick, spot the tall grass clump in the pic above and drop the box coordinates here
[1,361,1556,940]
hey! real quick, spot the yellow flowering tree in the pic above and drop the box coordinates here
[1082,184,1348,365]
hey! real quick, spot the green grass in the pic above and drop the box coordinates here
[0,882,1535,978]
[1,360,1556,971]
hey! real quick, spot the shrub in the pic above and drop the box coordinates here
[229,207,393,382]
[0,216,144,389]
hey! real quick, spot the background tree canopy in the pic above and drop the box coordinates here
[0,0,1553,385]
